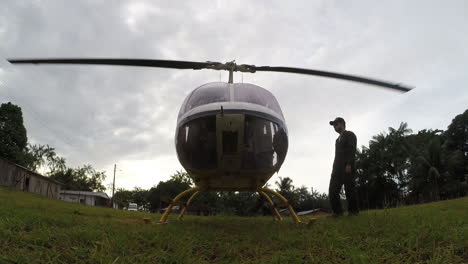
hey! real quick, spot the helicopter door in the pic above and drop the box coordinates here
[216,114,244,174]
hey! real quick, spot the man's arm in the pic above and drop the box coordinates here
[344,131,357,167]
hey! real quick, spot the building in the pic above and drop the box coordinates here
[0,158,62,199]
[59,190,111,207]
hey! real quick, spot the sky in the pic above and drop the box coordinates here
[1,0,467,195]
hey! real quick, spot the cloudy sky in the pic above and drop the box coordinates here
[1,1,467,195]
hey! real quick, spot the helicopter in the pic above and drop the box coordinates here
[7,58,413,223]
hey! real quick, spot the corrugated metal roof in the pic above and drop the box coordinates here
[297,208,330,216]
[297,209,320,216]
[60,190,110,200]
[279,208,330,216]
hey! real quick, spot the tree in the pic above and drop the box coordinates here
[0,102,29,166]
[275,176,301,208]
[147,171,192,212]
[131,187,150,211]
[169,170,194,187]
[113,187,151,211]
[75,165,107,192]
[217,192,261,216]
[408,135,466,202]
[445,108,468,159]
[355,123,412,208]
[112,188,133,208]
[25,144,66,174]
[444,108,468,184]
[49,165,107,192]
[293,186,330,211]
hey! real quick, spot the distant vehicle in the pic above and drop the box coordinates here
[128,203,138,211]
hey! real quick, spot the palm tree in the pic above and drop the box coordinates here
[274,176,298,208]
[275,176,294,194]
[410,136,466,201]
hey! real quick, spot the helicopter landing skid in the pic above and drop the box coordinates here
[158,187,301,224]
[178,190,201,220]
[258,188,301,223]
[258,190,283,221]
[158,187,200,224]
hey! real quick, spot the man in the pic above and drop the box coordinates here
[329,117,359,216]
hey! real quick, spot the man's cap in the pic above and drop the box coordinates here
[329,117,345,126]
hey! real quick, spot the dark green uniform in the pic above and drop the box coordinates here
[329,130,359,215]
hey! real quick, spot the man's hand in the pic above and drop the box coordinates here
[345,164,352,174]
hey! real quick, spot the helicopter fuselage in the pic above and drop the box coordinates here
[175,82,288,191]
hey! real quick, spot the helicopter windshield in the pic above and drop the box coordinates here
[179,83,230,117]
[178,83,284,119]
[233,84,284,117]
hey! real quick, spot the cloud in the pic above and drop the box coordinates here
[0,0,467,194]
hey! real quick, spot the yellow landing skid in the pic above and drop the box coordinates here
[158,187,301,224]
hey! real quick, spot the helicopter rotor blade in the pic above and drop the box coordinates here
[7,58,212,70]
[7,58,413,92]
[253,66,412,92]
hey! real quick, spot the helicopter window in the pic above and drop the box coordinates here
[176,116,217,170]
[234,84,284,117]
[242,115,287,170]
[183,84,230,114]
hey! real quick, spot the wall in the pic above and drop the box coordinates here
[0,158,62,199]
[60,193,96,206]
[59,193,110,207]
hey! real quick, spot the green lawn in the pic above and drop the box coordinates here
[0,187,466,264]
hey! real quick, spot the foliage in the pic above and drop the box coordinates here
[355,122,412,209]
[356,112,468,209]
[49,165,107,192]
[0,102,29,166]
[216,192,263,216]
[445,108,468,159]
[113,187,150,211]
[25,144,66,174]
[275,176,296,206]
[147,171,193,212]
[273,176,329,211]
[112,188,133,208]
[125,172,329,216]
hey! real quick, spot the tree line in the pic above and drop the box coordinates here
[113,171,329,215]
[355,109,468,209]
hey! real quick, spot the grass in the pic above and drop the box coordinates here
[0,187,466,264]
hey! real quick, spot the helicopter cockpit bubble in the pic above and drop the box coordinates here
[175,82,288,184]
